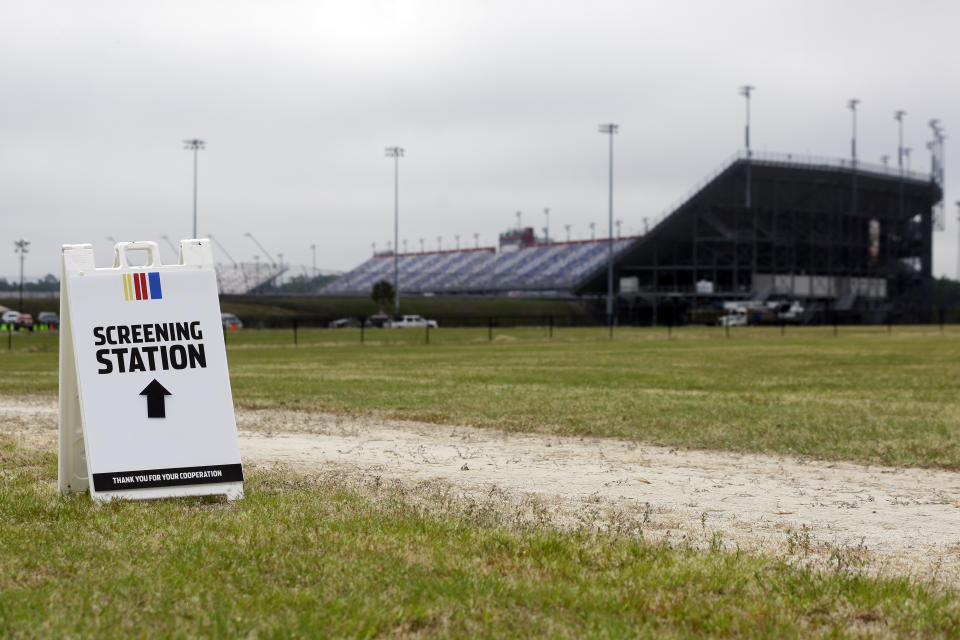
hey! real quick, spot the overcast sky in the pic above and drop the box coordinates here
[2,0,958,281]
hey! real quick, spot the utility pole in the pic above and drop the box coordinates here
[385,146,404,315]
[183,139,205,238]
[739,85,754,207]
[14,239,29,311]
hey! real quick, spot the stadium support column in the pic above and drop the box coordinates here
[740,86,754,208]
[599,124,619,325]
[386,146,404,315]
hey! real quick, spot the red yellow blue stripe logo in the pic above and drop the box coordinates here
[123,272,163,301]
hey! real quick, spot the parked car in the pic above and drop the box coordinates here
[1,310,19,327]
[17,313,34,330]
[37,311,59,329]
[388,314,438,329]
[221,313,243,330]
[365,314,391,328]
[328,317,361,329]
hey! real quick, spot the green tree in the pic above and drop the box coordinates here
[371,280,395,315]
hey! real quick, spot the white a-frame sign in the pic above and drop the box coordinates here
[59,239,244,502]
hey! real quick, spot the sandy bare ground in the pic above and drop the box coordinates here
[5,396,960,586]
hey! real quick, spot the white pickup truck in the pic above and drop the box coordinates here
[388,314,438,328]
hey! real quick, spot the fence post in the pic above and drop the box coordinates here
[293,318,298,346]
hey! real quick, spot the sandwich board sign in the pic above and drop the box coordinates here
[58,239,244,502]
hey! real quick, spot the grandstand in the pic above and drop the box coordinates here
[321,238,636,296]
[216,262,287,295]
[323,149,942,322]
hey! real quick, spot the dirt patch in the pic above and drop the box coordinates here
[6,396,960,585]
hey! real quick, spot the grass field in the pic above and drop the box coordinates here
[3,325,960,637]
[4,324,960,469]
[2,440,958,638]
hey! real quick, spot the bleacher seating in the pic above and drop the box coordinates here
[320,239,635,295]
[216,263,287,294]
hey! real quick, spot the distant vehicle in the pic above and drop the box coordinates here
[718,308,748,327]
[365,314,391,328]
[221,313,243,330]
[38,311,59,329]
[328,317,361,329]
[2,310,19,327]
[718,300,806,326]
[17,313,34,330]
[389,314,438,329]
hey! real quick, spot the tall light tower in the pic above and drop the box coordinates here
[437,236,442,251]
[14,239,29,311]
[183,139,205,239]
[244,232,276,266]
[590,222,596,240]
[419,238,424,253]
[739,86,754,207]
[598,123,618,326]
[848,99,859,166]
[515,210,522,230]
[310,244,317,276]
[455,234,460,250]
[473,232,479,249]
[894,110,906,172]
[544,207,550,242]
[565,224,571,242]
[385,146,404,315]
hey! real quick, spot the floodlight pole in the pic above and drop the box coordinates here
[894,110,906,172]
[244,232,276,266]
[310,244,317,276]
[474,232,479,249]
[205,234,237,267]
[544,207,550,242]
[14,239,29,311]
[739,86,754,208]
[565,224,571,242]
[386,146,404,315]
[598,123,618,326]
[183,139,205,239]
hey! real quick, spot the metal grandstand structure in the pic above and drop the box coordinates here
[577,151,941,323]
[321,239,636,296]
[215,263,287,295]
[323,149,941,322]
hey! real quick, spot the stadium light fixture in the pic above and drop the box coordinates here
[183,139,205,239]
[14,238,29,311]
[437,236,442,251]
[385,146,404,315]
[372,242,376,256]
[847,99,859,166]
[616,219,622,238]
[244,232,276,266]
[310,244,316,276]
[474,232,479,249]
[403,239,408,254]
[894,110,906,172]
[565,224,571,242]
[455,234,460,250]
[544,207,550,242]
[590,222,596,240]
[419,238,424,253]
[515,210,522,230]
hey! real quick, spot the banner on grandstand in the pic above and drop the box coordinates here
[57,239,244,502]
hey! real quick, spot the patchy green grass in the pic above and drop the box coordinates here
[4,325,960,468]
[1,439,957,638]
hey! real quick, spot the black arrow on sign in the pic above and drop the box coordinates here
[140,379,171,418]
